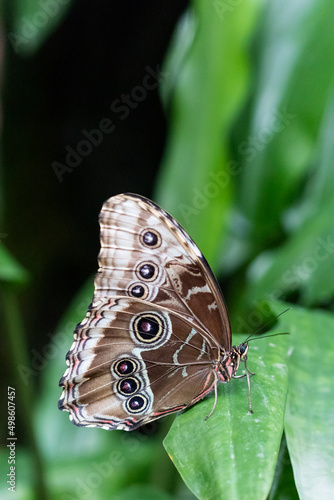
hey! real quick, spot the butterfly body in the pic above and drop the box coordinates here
[59,193,251,431]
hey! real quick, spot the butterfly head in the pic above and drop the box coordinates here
[218,342,250,382]
[235,342,249,360]
[229,341,249,365]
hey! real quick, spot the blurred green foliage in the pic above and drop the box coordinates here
[1,0,334,499]
[6,0,72,56]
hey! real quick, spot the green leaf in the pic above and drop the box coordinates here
[164,330,289,500]
[270,303,334,500]
[236,0,334,247]
[241,82,334,307]
[298,89,334,218]
[267,435,299,500]
[244,195,334,306]
[160,10,197,110]
[155,0,262,268]
[0,243,29,285]
[111,484,175,500]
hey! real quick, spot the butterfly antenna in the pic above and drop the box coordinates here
[247,331,289,343]
[243,307,292,343]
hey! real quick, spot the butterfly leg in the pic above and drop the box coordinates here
[246,371,254,414]
[233,368,254,414]
[243,357,255,376]
[204,373,219,421]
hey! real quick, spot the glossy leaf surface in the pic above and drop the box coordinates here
[164,329,289,500]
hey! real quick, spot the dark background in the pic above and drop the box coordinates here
[2,0,188,350]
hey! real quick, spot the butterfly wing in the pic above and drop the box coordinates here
[59,193,230,430]
[59,297,216,430]
[95,193,231,349]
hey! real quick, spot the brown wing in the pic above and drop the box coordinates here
[94,193,231,351]
[59,193,231,430]
[59,298,216,430]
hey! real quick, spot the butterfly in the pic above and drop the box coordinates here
[58,193,254,431]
